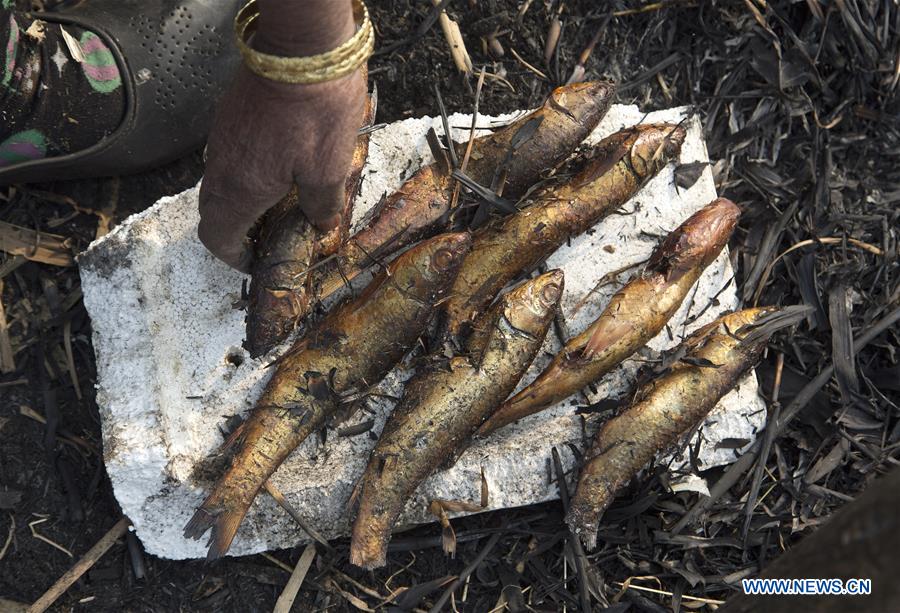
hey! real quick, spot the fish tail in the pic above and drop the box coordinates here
[184,487,254,561]
[349,476,396,569]
[566,500,601,551]
[349,514,393,570]
[566,458,615,551]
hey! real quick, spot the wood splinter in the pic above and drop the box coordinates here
[432,0,473,75]
[28,517,131,613]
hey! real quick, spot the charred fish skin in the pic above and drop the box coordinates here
[244,200,317,358]
[313,81,616,303]
[349,271,563,569]
[244,92,377,358]
[440,123,687,343]
[184,232,472,560]
[461,80,616,196]
[477,197,741,436]
[566,306,809,550]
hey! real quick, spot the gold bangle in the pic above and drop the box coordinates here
[234,0,374,84]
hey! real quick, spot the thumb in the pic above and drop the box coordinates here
[198,177,289,273]
[296,181,345,232]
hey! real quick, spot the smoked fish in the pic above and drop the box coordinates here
[349,270,563,569]
[567,306,810,549]
[244,91,378,357]
[440,123,687,342]
[312,81,616,303]
[184,232,472,559]
[477,198,741,436]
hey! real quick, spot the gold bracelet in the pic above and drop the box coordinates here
[234,0,374,84]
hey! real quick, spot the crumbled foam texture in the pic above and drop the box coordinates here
[80,105,764,559]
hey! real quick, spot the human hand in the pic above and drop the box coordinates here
[198,64,366,272]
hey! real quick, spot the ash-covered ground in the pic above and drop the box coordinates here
[1,1,897,610]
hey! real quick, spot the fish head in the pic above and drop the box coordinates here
[711,307,781,337]
[549,80,617,127]
[502,269,565,336]
[390,232,472,299]
[628,124,687,178]
[646,197,741,281]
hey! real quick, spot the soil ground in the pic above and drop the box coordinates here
[1,1,898,611]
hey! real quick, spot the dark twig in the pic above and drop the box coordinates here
[428,530,503,612]
[742,353,784,541]
[552,447,596,612]
[373,0,453,56]
[433,85,459,170]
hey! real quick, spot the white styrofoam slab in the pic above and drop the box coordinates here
[79,104,764,559]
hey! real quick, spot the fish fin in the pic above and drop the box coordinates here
[217,421,246,454]
[345,475,365,516]
[428,500,457,557]
[565,502,601,551]
[348,473,393,569]
[737,305,813,346]
[183,492,251,561]
[349,529,390,570]
[583,318,632,358]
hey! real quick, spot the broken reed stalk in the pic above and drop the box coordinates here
[544,6,563,66]
[566,26,603,85]
[0,221,74,266]
[263,480,333,552]
[27,517,130,613]
[510,47,549,80]
[0,514,14,561]
[272,543,317,613]
[613,581,725,606]
[0,280,15,373]
[516,0,535,23]
[432,0,473,74]
[611,0,698,17]
[62,318,81,400]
